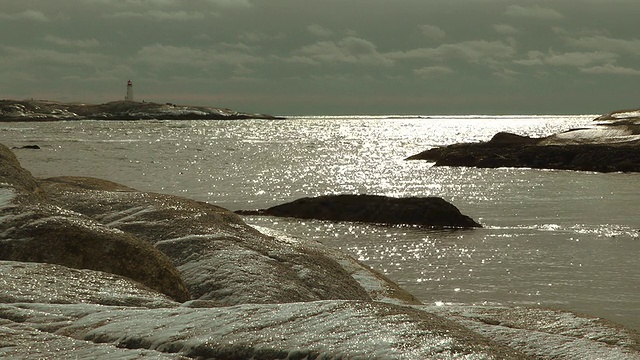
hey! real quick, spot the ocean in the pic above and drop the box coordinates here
[3,114,639,331]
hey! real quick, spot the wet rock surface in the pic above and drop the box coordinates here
[38,177,397,306]
[236,194,482,228]
[1,143,640,359]
[424,305,640,359]
[407,116,640,173]
[0,260,178,308]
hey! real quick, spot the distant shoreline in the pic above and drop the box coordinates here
[0,99,284,122]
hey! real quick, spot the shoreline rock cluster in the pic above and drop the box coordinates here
[407,114,640,173]
[0,99,283,121]
[2,139,640,358]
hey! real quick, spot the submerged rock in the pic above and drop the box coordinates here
[407,117,640,173]
[236,194,482,228]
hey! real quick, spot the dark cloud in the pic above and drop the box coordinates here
[2,0,640,114]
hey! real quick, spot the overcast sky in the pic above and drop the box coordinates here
[2,0,640,115]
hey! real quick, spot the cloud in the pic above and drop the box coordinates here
[205,0,253,8]
[413,66,453,78]
[43,35,100,48]
[307,24,333,38]
[293,36,394,66]
[84,0,179,6]
[0,46,109,68]
[580,64,640,75]
[105,10,207,20]
[389,40,516,65]
[505,5,563,20]
[133,44,263,73]
[418,25,446,41]
[566,35,640,56]
[494,24,519,35]
[515,50,618,67]
[0,10,49,22]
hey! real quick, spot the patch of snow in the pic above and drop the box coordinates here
[610,110,640,119]
[0,186,15,209]
[543,126,640,144]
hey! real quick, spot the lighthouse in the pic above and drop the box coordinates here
[125,80,134,101]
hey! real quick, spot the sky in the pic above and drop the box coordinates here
[2,0,640,115]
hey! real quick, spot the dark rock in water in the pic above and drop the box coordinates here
[407,117,640,173]
[236,194,482,228]
[11,144,40,150]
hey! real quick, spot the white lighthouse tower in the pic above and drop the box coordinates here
[125,80,134,101]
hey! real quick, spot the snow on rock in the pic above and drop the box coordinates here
[0,260,178,308]
[0,186,15,210]
[595,109,640,121]
[541,126,640,145]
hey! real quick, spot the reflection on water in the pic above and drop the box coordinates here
[3,115,640,330]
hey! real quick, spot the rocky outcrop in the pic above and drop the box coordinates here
[236,194,482,228]
[0,99,283,121]
[37,177,409,306]
[407,117,640,173]
[0,142,418,306]
[2,143,640,359]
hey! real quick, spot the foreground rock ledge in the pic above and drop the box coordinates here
[407,115,640,173]
[236,194,482,228]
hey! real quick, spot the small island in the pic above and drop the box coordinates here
[407,109,640,173]
[0,99,283,121]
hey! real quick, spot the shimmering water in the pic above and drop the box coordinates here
[3,115,639,330]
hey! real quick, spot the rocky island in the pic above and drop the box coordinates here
[2,142,640,359]
[236,194,482,228]
[0,99,283,121]
[407,110,640,173]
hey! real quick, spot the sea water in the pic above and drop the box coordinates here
[3,115,639,330]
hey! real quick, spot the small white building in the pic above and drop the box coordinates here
[125,80,134,101]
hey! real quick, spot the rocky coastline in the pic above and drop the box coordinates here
[0,99,283,121]
[2,142,640,358]
[407,111,640,173]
